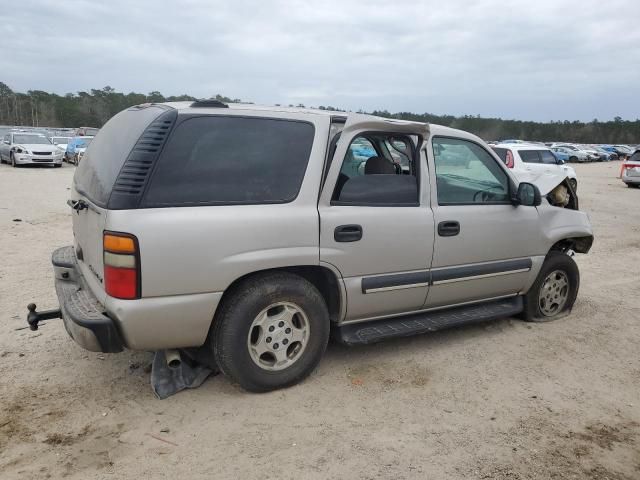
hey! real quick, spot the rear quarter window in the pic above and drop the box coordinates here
[74,105,168,206]
[143,116,315,207]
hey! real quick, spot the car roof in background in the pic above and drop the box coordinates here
[493,143,552,150]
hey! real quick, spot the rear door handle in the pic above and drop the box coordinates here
[334,224,363,242]
[438,221,460,237]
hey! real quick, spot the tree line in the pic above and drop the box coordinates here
[0,82,637,144]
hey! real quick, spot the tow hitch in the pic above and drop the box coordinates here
[26,303,62,331]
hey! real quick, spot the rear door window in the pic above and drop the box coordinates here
[540,150,558,164]
[143,116,315,207]
[519,150,541,163]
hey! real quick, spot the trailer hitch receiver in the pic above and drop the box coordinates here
[26,303,62,331]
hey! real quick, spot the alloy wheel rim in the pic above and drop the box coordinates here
[538,270,570,317]
[247,302,309,371]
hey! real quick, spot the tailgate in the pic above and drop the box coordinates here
[70,186,108,303]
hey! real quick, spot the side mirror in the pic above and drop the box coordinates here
[514,182,541,207]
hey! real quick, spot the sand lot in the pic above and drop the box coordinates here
[1,161,638,479]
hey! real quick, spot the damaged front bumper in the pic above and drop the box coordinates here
[27,246,124,353]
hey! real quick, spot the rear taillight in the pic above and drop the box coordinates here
[103,232,140,299]
[505,150,514,168]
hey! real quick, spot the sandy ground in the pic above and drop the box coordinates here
[0,161,639,479]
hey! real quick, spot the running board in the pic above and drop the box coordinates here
[335,297,523,346]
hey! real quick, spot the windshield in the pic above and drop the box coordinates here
[53,137,70,144]
[13,134,51,145]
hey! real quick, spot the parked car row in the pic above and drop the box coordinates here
[490,139,638,162]
[0,125,98,167]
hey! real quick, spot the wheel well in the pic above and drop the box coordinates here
[217,266,343,323]
[550,236,593,254]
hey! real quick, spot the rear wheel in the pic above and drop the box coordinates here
[569,156,578,163]
[10,153,16,167]
[521,251,579,322]
[213,272,330,392]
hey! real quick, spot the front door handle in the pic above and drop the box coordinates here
[438,221,460,237]
[335,224,363,242]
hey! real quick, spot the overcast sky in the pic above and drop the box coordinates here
[1,0,639,121]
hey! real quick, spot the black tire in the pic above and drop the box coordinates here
[10,153,16,167]
[213,272,330,392]
[569,156,578,163]
[521,251,579,322]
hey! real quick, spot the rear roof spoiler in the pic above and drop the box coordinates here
[190,99,229,108]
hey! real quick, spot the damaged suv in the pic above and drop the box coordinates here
[27,101,593,392]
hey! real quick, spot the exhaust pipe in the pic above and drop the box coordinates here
[165,349,181,369]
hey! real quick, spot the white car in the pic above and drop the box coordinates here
[621,150,640,188]
[492,144,578,190]
[50,136,72,153]
[0,132,63,167]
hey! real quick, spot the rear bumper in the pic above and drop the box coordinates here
[46,246,221,352]
[623,176,640,185]
[51,246,124,352]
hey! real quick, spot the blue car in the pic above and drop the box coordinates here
[65,136,94,165]
[551,149,570,163]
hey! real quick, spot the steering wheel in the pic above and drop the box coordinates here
[473,187,502,203]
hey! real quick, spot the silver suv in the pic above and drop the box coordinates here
[27,101,593,392]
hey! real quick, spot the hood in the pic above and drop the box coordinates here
[20,144,58,152]
[515,170,570,194]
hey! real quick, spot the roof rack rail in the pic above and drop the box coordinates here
[190,99,229,108]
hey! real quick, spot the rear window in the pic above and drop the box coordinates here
[143,116,315,207]
[74,105,168,206]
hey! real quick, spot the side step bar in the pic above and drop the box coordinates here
[335,296,523,346]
